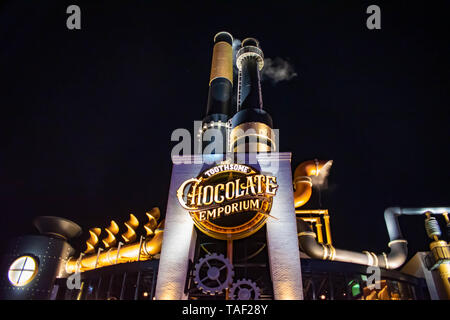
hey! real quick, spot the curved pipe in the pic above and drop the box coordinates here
[298,219,407,269]
[384,207,450,241]
[298,207,450,269]
[293,159,333,208]
[66,221,164,273]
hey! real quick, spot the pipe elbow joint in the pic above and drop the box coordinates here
[297,218,325,259]
[299,234,325,260]
[384,207,402,223]
[293,178,312,208]
[293,159,332,208]
[385,240,408,269]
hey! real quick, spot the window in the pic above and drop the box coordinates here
[8,256,38,286]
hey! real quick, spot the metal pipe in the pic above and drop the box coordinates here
[201,32,234,153]
[298,207,450,269]
[437,262,450,299]
[301,217,324,243]
[323,215,333,245]
[225,239,233,300]
[76,281,85,300]
[236,38,264,111]
[94,247,103,269]
[95,277,102,300]
[293,160,333,208]
[150,268,157,300]
[137,235,144,261]
[116,241,123,264]
[296,210,332,245]
[384,207,450,241]
[119,272,127,300]
[230,37,274,153]
[66,222,164,273]
[298,219,407,269]
[315,220,324,244]
[134,271,141,301]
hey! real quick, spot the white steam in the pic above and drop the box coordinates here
[311,161,333,190]
[232,38,297,85]
[261,57,298,84]
[232,39,242,55]
[232,39,242,79]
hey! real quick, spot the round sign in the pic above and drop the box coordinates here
[177,163,278,240]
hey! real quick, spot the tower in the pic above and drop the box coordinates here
[200,31,234,154]
[155,32,303,300]
[230,38,275,153]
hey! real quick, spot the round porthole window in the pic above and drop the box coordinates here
[8,256,38,286]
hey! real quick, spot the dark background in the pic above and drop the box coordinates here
[0,1,449,258]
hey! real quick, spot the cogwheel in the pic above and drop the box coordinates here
[229,278,261,300]
[194,253,234,295]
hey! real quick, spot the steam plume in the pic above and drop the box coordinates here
[311,162,332,190]
[262,57,297,84]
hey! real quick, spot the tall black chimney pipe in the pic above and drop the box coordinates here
[230,38,275,153]
[200,32,234,154]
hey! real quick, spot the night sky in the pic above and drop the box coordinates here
[1,1,449,259]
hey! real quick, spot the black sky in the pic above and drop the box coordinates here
[0,1,449,257]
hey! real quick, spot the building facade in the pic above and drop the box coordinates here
[1,32,449,300]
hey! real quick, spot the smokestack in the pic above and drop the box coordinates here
[230,38,275,153]
[200,31,234,154]
[237,38,264,110]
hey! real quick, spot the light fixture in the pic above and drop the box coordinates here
[8,256,38,286]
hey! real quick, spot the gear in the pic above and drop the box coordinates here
[230,279,261,300]
[194,253,234,295]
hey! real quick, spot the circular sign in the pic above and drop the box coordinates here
[177,163,278,240]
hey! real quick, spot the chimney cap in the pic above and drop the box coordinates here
[241,38,260,48]
[214,31,233,45]
[33,216,82,240]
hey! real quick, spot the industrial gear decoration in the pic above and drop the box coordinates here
[194,253,234,295]
[229,278,261,300]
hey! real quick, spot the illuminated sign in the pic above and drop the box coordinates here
[177,163,278,240]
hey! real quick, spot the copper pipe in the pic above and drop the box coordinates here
[296,210,332,245]
[323,215,332,245]
[438,262,450,299]
[315,220,324,244]
[295,209,329,215]
[293,160,333,208]
[443,212,449,224]
[66,221,164,274]
[76,282,85,300]
[301,217,324,244]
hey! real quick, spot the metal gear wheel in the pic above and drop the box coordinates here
[229,279,261,300]
[194,253,234,295]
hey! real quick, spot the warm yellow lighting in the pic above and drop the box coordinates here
[293,160,332,208]
[66,220,164,273]
[8,256,38,286]
[102,220,119,248]
[296,210,333,246]
[122,214,139,243]
[85,228,101,254]
[144,208,160,236]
